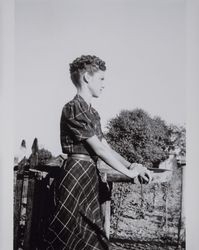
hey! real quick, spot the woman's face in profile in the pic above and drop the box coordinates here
[88,70,105,98]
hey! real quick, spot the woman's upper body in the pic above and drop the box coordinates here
[61,55,152,182]
[60,94,103,156]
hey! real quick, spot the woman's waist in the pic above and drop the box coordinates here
[62,143,98,161]
[67,153,98,163]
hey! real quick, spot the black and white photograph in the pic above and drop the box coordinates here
[14,0,186,249]
[1,0,199,249]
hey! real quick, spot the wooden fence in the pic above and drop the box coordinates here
[14,141,53,250]
[14,139,185,250]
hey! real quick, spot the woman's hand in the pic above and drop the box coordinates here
[128,163,152,183]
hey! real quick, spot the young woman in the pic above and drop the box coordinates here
[43,55,151,250]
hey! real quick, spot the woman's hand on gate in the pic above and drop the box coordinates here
[128,163,152,183]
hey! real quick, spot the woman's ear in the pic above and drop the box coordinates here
[83,72,90,84]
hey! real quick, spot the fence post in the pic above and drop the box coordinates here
[104,200,111,239]
[23,138,39,250]
[14,161,26,250]
[100,172,111,239]
[177,165,184,248]
[14,138,29,250]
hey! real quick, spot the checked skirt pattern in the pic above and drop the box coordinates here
[43,158,109,250]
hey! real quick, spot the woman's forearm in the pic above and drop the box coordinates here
[110,149,131,168]
[98,147,138,178]
[86,136,138,178]
[102,139,131,168]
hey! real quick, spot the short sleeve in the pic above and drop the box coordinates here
[62,101,95,142]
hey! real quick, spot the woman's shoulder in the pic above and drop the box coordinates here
[62,95,88,117]
[62,95,79,108]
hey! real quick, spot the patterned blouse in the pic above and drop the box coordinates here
[60,94,104,156]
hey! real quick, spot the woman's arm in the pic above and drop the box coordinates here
[86,135,150,181]
[101,138,131,168]
[101,139,151,179]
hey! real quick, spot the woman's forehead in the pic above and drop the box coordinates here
[95,70,105,77]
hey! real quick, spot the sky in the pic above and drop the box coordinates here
[15,0,186,156]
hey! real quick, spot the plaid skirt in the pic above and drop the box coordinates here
[43,158,109,250]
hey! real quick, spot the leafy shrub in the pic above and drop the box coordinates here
[168,125,186,157]
[105,109,170,167]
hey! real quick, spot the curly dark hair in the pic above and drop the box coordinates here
[69,55,106,86]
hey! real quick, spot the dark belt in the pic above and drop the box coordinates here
[67,154,98,163]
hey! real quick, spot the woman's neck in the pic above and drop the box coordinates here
[77,88,92,105]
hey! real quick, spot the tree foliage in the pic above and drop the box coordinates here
[29,138,53,165]
[38,148,53,164]
[105,109,171,167]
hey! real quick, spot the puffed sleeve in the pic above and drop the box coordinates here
[61,101,95,142]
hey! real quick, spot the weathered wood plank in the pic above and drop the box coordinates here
[14,174,24,250]
[23,176,36,250]
[30,173,49,249]
[104,200,111,239]
[98,166,172,183]
[23,171,50,249]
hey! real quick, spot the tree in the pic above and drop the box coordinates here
[105,109,170,167]
[29,138,53,165]
[38,148,53,164]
